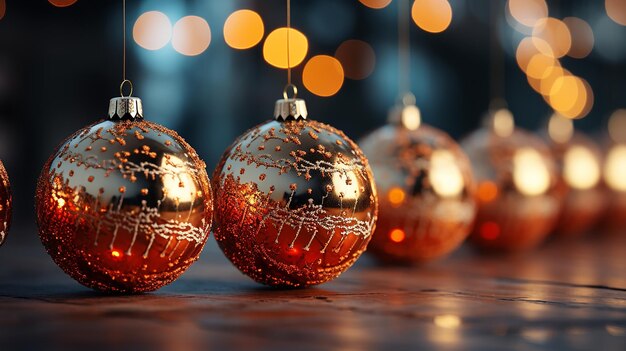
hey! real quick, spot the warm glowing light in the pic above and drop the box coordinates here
[111,250,121,258]
[539,66,568,96]
[608,109,626,143]
[507,0,548,27]
[477,181,498,202]
[388,187,406,206]
[549,75,591,119]
[548,113,574,144]
[263,27,308,69]
[564,146,600,190]
[516,37,554,72]
[359,0,392,9]
[430,150,464,198]
[401,105,422,131]
[223,10,264,50]
[49,0,78,7]
[434,315,462,329]
[604,145,626,192]
[334,40,376,80]
[492,108,514,138]
[525,53,559,79]
[532,18,572,58]
[480,222,500,240]
[513,148,551,196]
[133,11,172,51]
[332,168,360,200]
[389,229,406,243]
[411,0,453,34]
[57,198,66,209]
[606,0,626,26]
[172,16,211,56]
[303,55,344,97]
[563,17,594,59]
[161,156,198,203]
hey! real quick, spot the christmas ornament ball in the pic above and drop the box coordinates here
[359,106,476,264]
[0,161,11,246]
[212,97,377,287]
[36,97,213,293]
[461,111,560,252]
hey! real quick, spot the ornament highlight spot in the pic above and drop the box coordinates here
[223,9,264,50]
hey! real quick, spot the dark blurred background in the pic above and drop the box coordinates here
[0,0,624,230]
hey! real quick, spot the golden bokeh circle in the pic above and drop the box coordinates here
[263,27,309,69]
[223,10,264,50]
[302,55,345,97]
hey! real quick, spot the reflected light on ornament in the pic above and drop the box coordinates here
[49,0,78,7]
[334,40,376,80]
[133,11,172,51]
[532,18,572,58]
[492,108,514,138]
[563,17,594,59]
[606,0,626,26]
[161,155,198,203]
[548,113,574,144]
[223,9,264,50]
[412,0,453,34]
[302,55,344,97]
[401,105,421,131]
[563,146,600,190]
[331,168,360,200]
[263,27,308,69]
[172,16,211,56]
[387,187,406,206]
[608,109,626,143]
[434,315,462,329]
[477,181,498,203]
[359,0,392,9]
[604,145,626,191]
[430,150,464,198]
[507,0,548,27]
[513,148,551,196]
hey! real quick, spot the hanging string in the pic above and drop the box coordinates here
[286,0,292,86]
[398,0,411,101]
[120,0,132,97]
[489,0,504,104]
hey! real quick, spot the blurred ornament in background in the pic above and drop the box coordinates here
[602,109,626,232]
[360,95,476,264]
[461,105,560,252]
[36,93,213,293]
[211,88,377,287]
[0,161,11,246]
[542,113,604,238]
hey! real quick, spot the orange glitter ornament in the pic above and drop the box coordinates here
[212,94,377,287]
[0,161,11,246]
[36,96,213,293]
[360,101,476,264]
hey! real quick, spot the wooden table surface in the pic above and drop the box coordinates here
[1,224,624,351]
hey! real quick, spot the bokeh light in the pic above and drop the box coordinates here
[133,11,172,51]
[477,181,499,203]
[563,17,594,59]
[547,113,573,144]
[223,9,264,50]
[389,229,406,243]
[172,16,211,56]
[548,75,592,119]
[525,53,559,79]
[516,37,554,72]
[563,146,601,190]
[606,0,626,26]
[507,0,548,27]
[388,187,406,206]
[49,0,78,7]
[302,55,344,97]
[608,109,626,143]
[430,150,464,198]
[532,17,572,58]
[513,148,551,196]
[412,0,453,34]
[359,0,392,9]
[263,27,309,69]
[604,145,626,191]
[492,108,514,138]
[334,40,376,80]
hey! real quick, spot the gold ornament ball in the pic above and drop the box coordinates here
[212,114,378,287]
[461,126,560,252]
[0,161,11,246]
[360,123,476,264]
[36,101,213,293]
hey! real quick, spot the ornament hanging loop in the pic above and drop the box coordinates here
[283,83,298,100]
[120,79,133,97]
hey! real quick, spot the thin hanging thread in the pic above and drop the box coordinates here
[489,0,504,103]
[398,0,410,99]
[286,0,291,86]
[123,0,126,82]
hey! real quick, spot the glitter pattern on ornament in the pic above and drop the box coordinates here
[36,98,213,293]
[212,97,377,287]
[0,161,11,246]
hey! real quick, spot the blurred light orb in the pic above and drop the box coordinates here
[302,55,344,97]
[604,145,626,191]
[532,17,572,58]
[507,0,548,27]
[133,11,172,51]
[609,109,626,143]
[539,66,568,96]
[49,0,78,7]
[359,0,392,9]
[548,112,574,144]
[492,108,514,138]
[412,0,453,34]
[563,17,594,59]
[223,9,264,50]
[548,75,592,119]
[172,16,211,56]
[563,146,601,190]
[334,40,376,80]
[525,53,559,79]
[516,37,553,72]
[606,0,626,26]
[263,27,308,69]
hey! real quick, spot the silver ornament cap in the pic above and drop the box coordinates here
[388,93,421,130]
[108,97,143,120]
[274,84,307,121]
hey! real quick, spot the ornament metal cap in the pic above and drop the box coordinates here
[274,84,308,121]
[108,80,143,120]
[388,93,421,131]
